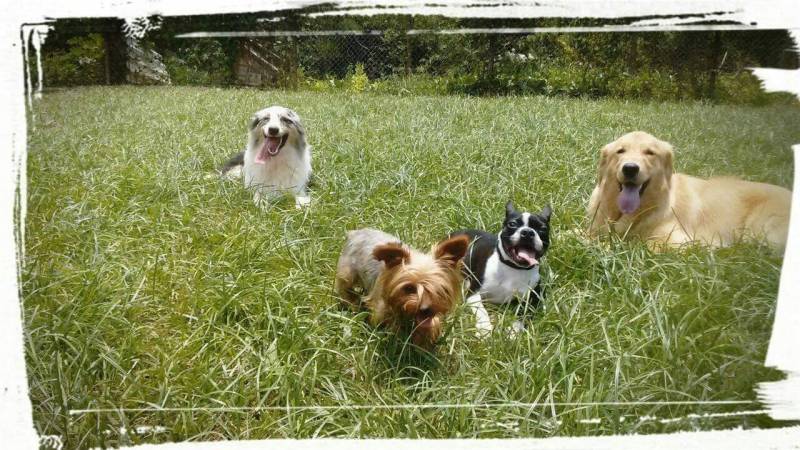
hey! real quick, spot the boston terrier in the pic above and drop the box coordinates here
[450,201,552,337]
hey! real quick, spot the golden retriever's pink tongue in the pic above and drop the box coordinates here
[254,137,281,164]
[618,184,641,215]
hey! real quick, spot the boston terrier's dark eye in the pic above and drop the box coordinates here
[507,221,518,229]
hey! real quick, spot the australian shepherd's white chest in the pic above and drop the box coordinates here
[222,105,312,209]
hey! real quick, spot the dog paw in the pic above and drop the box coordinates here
[475,319,493,339]
[563,227,592,245]
[253,193,271,210]
[295,196,311,209]
[508,320,525,338]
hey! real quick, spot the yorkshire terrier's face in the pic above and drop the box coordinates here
[373,235,469,347]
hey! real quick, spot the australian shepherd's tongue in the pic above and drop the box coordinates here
[618,184,641,215]
[254,136,282,164]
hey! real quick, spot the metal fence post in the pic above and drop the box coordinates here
[709,31,722,99]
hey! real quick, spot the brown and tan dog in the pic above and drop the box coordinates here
[587,131,791,252]
[335,228,469,348]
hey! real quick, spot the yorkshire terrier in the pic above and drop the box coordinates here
[335,228,470,348]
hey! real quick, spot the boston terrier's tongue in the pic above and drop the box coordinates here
[254,137,281,164]
[515,249,539,267]
[617,184,641,215]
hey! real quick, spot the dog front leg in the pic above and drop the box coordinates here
[294,189,311,209]
[509,285,544,338]
[253,190,267,210]
[334,265,361,310]
[647,226,691,252]
[466,293,492,338]
[508,297,528,338]
[509,319,525,338]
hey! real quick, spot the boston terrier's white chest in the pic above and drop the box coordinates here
[479,252,540,304]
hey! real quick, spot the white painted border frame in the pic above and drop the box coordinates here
[2,1,799,449]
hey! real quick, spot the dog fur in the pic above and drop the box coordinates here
[587,131,791,252]
[451,202,551,337]
[221,106,312,209]
[335,228,470,348]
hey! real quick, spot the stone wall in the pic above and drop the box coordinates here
[126,37,170,85]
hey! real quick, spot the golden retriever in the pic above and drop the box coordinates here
[586,131,792,252]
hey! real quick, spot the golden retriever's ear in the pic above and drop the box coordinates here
[373,243,410,268]
[658,139,674,185]
[596,144,612,183]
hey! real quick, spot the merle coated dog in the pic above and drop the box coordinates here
[220,105,312,209]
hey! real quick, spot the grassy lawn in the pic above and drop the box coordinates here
[22,86,798,447]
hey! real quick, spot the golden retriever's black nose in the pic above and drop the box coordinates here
[622,163,639,178]
[267,126,280,136]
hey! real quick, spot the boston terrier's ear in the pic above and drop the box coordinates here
[540,205,553,223]
[505,201,516,219]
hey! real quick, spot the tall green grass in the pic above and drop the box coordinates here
[23,86,798,447]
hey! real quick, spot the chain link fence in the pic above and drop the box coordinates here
[33,17,800,103]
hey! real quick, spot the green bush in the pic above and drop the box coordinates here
[162,40,233,86]
[347,63,370,93]
[613,70,680,100]
[295,65,346,93]
[295,66,797,106]
[717,71,799,105]
[368,73,450,96]
[282,37,798,106]
[41,34,105,86]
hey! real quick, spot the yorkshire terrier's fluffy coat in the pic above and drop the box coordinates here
[335,228,470,347]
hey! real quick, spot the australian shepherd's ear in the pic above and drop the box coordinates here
[433,235,470,268]
[248,115,260,131]
[373,243,411,268]
[283,110,308,150]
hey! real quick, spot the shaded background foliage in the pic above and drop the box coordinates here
[34,10,799,104]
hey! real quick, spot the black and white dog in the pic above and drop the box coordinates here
[450,201,551,337]
[221,106,312,209]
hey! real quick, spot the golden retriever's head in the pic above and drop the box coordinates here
[597,131,674,215]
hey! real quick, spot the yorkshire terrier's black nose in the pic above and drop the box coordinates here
[622,163,640,178]
[418,303,433,318]
[267,126,280,136]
